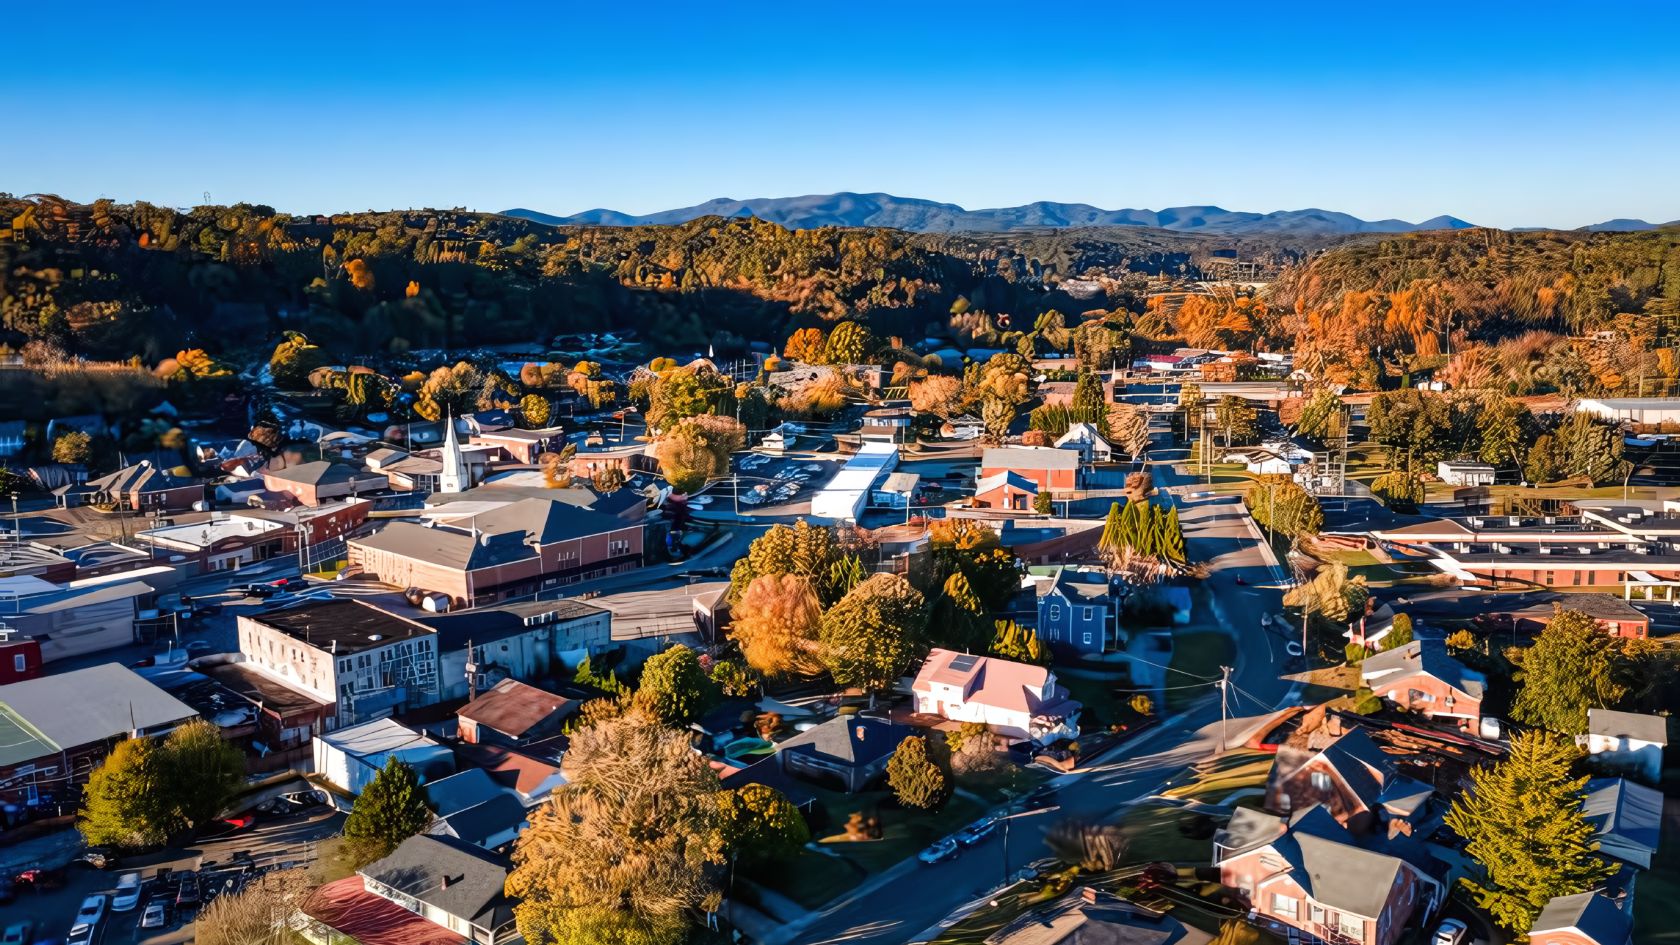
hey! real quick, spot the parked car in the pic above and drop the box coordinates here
[73,894,106,927]
[12,867,65,890]
[111,872,143,912]
[66,926,95,945]
[954,817,997,847]
[175,871,201,909]
[185,640,214,654]
[233,584,278,598]
[0,922,30,945]
[917,837,960,865]
[1431,919,1469,945]
[74,848,118,870]
[140,902,169,929]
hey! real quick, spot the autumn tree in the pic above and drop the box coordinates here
[635,644,716,726]
[655,414,744,494]
[268,332,326,390]
[819,573,928,696]
[508,712,725,945]
[909,375,965,420]
[822,320,874,365]
[717,784,810,865]
[161,719,245,834]
[784,327,827,363]
[52,429,92,465]
[80,737,171,849]
[990,619,1050,665]
[1293,388,1345,443]
[980,397,1016,443]
[886,735,950,810]
[731,573,825,677]
[593,466,626,494]
[1284,562,1369,626]
[1107,402,1151,457]
[1213,396,1258,448]
[1444,731,1617,934]
[1244,477,1323,537]
[727,520,843,604]
[520,394,552,429]
[930,571,992,652]
[1510,610,1629,733]
[193,868,316,945]
[342,757,433,866]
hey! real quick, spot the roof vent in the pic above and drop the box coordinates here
[367,634,384,642]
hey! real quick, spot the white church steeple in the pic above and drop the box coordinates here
[439,411,468,494]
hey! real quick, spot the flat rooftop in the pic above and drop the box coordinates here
[246,599,433,654]
[140,515,286,549]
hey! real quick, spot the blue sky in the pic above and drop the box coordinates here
[7,1,1679,228]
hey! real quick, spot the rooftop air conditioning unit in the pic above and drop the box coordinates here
[1539,546,1551,555]
[1509,516,1521,526]
[1579,546,1591,555]
[1545,516,1556,525]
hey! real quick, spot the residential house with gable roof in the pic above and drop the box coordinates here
[911,648,1081,746]
[1213,805,1445,945]
[1264,726,1438,837]
[1581,708,1668,784]
[777,715,913,793]
[1358,639,1486,732]
[1028,565,1120,660]
[302,834,518,945]
[1529,891,1633,945]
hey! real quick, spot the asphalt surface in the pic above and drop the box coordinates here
[784,446,1297,945]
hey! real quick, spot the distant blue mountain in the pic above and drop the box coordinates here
[1579,218,1680,232]
[503,192,1479,236]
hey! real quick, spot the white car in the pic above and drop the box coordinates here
[141,901,170,929]
[1431,918,1469,945]
[917,837,960,864]
[111,871,143,911]
[75,893,107,926]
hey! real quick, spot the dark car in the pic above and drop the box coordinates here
[73,848,118,870]
[174,871,201,909]
[232,584,278,599]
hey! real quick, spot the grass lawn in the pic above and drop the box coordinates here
[744,847,864,911]
[1166,631,1235,709]
[1117,802,1222,865]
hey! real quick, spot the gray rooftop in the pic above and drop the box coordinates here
[983,446,1080,470]
[1587,708,1669,746]
[1360,639,1487,702]
[1531,891,1632,945]
[778,715,913,768]
[0,664,199,767]
[360,834,513,931]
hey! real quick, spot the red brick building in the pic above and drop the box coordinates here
[1358,640,1486,732]
[980,446,1081,494]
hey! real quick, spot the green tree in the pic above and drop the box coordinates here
[636,644,716,726]
[574,654,624,694]
[521,393,552,428]
[342,756,433,864]
[819,573,929,696]
[886,735,950,810]
[1033,489,1055,515]
[717,784,810,865]
[989,619,1051,665]
[1244,477,1323,537]
[268,331,326,390]
[1444,731,1617,934]
[161,719,245,833]
[727,520,841,604]
[1294,388,1344,442]
[930,571,991,652]
[1070,372,1107,423]
[981,397,1016,443]
[80,737,171,849]
[822,320,874,365]
[1214,395,1258,448]
[1510,610,1629,733]
[1384,613,1414,650]
[1371,470,1424,509]
[52,429,92,465]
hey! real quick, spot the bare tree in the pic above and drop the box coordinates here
[193,868,316,945]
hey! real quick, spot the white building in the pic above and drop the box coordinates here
[1054,422,1114,464]
[1576,397,1680,426]
[910,648,1081,746]
[1437,459,1496,487]
[1581,708,1668,784]
[312,717,455,796]
[811,441,899,521]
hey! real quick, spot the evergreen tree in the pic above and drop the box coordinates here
[343,757,433,863]
[1510,610,1629,733]
[931,571,992,652]
[1033,489,1054,515]
[1384,613,1414,650]
[886,736,950,810]
[1161,506,1187,563]
[1071,372,1107,423]
[1098,503,1124,556]
[1444,731,1617,934]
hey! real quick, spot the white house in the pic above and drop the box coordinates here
[910,648,1081,746]
[1581,708,1668,784]
[1576,397,1680,426]
[1054,422,1115,464]
[312,717,455,797]
[1437,459,1496,487]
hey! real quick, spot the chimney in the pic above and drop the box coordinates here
[1081,886,1100,905]
[856,725,866,740]
[440,875,452,889]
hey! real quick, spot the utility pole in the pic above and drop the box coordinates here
[1218,665,1232,755]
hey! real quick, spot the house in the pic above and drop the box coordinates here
[911,649,1081,746]
[424,769,529,850]
[1358,640,1486,731]
[1478,594,1650,640]
[1053,422,1114,464]
[312,717,455,796]
[1576,397,1680,426]
[454,740,567,806]
[1030,566,1120,659]
[1581,708,1667,783]
[777,715,913,793]
[983,887,1208,945]
[348,497,643,607]
[419,599,611,702]
[470,426,563,465]
[0,570,167,663]
[81,460,204,511]
[1213,805,1445,945]
[261,461,388,507]
[973,470,1040,511]
[980,446,1081,495]
[237,600,442,728]
[1263,727,1435,836]
[308,834,518,945]
[1581,777,1662,869]
[0,664,198,808]
[1529,892,1633,945]
[1436,459,1495,486]
[455,678,578,747]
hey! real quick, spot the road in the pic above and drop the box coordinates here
[0,805,342,943]
[784,446,1296,945]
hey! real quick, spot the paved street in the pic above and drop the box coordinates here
[784,446,1296,945]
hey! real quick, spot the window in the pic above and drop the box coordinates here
[1048,604,1062,621]
[1082,632,1093,645]
[1271,894,1298,919]
[1309,771,1332,792]
[13,654,25,673]
[1408,688,1435,704]
[1337,913,1363,937]
[1082,606,1093,622]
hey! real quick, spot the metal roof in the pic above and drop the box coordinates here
[0,664,198,766]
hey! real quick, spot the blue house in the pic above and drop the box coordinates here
[1029,565,1120,660]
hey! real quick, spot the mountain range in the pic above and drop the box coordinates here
[505,192,1481,236]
